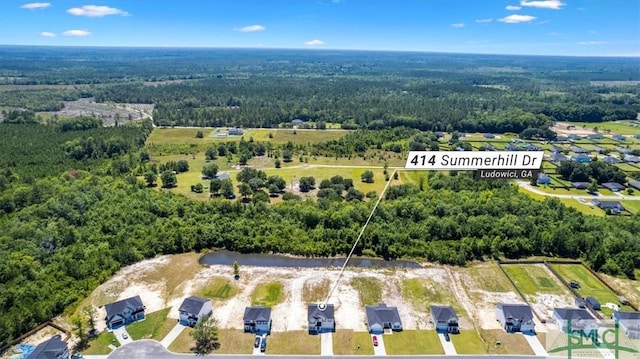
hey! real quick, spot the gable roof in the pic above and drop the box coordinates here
[105,295,144,321]
[431,305,458,322]
[553,308,594,320]
[602,182,625,191]
[629,181,640,190]
[308,304,335,322]
[243,306,271,322]
[497,303,533,321]
[613,311,640,321]
[30,335,67,359]
[217,172,231,180]
[179,296,210,315]
[365,304,402,327]
[592,200,624,209]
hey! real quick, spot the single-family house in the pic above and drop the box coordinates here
[178,296,212,327]
[602,182,626,192]
[527,144,542,151]
[30,335,69,359]
[618,147,633,155]
[484,133,496,139]
[365,303,402,334]
[496,303,535,334]
[550,146,563,153]
[568,134,581,140]
[243,306,272,335]
[571,154,591,163]
[228,127,243,135]
[537,173,552,185]
[613,134,627,141]
[629,181,640,191]
[624,154,640,163]
[591,200,625,214]
[216,172,231,180]
[292,119,304,125]
[105,295,145,330]
[505,143,519,151]
[482,143,496,151]
[593,146,607,154]
[571,182,590,189]
[603,156,620,164]
[613,311,640,339]
[586,296,601,310]
[587,133,604,140]
[430,305,459,334]
[548,153,568,162]
[570,146,590,154]
[308,304,335,334]
[552,308,596,334]
[554,136,569,142]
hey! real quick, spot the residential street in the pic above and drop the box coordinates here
[516,181,640,200]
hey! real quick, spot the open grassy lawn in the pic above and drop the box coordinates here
[147,128,350,146]
[563,121,640,135]
[462,262,516,294]
[615,163,640,172]
[351,277,383,306]
[402,278,465,315]
[480,330,535,355]
[384,330,444,355]
[167,327,193,353]
[127,308,175,341]
[266,331,320,354]
[303,278,331,304]
[451,330,486,354]
[501,264,573,297]
[136,253,205,302]
[333,330,375,355]
[517,186,605,217]
[262,166,392,195]
[250,282,285,307]
[622,200,640,214]
[531,184,587,196]
[196,277,238,301]
[168,328,254,354]
[81,330,119,355]
[551,264,633,317]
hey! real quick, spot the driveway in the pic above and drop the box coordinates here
[372,334,386,356]
[438,333,457,355]
[523,334,546,357]
[111,326,132,346]
[159,322,185,348]
[252,334,265,355]
[320,333,333,356]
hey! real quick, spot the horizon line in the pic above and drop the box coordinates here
[1,44,639,59]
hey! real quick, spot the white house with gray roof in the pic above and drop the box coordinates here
[179,296,212,327]
[104,295,145,330]
[496,303,535,334]
[365,303,402,334]
[430,305,459,333]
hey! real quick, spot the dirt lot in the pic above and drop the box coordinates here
[552,122,597,135]
[39,98,153,125]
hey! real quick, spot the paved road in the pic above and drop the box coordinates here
[108,340,551,358]
[517,181,640,200]
[160,322,186,348]
[320,333,333,356]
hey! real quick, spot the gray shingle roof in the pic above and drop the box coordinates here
[243,306,271,322]
[105,295,144,321]
[431,305,458,322]
[497,303,533,321]
[365,304,402,328]
[553,308,594,320]
[179,296,210,315]
[29,335,67,359]
[308,304,335,322]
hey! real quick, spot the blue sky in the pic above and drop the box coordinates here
[1,0,639,56]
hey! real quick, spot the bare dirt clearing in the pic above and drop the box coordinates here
[39,98,153,125]
[552,122,597,135]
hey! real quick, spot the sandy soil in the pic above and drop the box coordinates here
[39,98,153,126]
[552,122,597,135]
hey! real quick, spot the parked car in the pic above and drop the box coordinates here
[260,338,267,352]
[254,336,261,348]
[122,333,128,339]
[444,332,450,342]
[372,336,378,346]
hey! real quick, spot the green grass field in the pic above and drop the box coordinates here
[460,262,516,294]
[402,278,466,316]
[450,330,486,354]
[81,330,120,355]
[147,128,350,146]
[384,330,444,355]
[562,121,640,135]
[551,264,634,317]
[196,277,238,300]
[480,329,535,355]
[168,328,254,354]
[501,264,572,297]
[333,330,375,355]
[126,308,175,341]
[517,186,605,217]
[266,331,321,354]
[351,277,383,306]
[622,200,640,214]
[250,282,285,307]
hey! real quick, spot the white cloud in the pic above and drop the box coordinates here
[520,0,565,10]
[304,39,325,46]
[233,24,266,32]
[578,41,606,45]
[67,5,129,17]
[498,14,537,23]
[40,31,56,37]
[475,18,493,23]
[63,29,91,36]
[451,23,465,28]
[506,5,522,10]
[21,2,50,9]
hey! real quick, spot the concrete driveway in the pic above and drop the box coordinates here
[438,333,457,355]
[372,334,386,356]
[320,333,333,355]
[112,326,132,346]
[159,322,185,348]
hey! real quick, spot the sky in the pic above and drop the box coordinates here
[1,0,639,56]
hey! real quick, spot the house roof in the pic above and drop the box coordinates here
[217,172,231,180]
[105,295,144,321]
[613,311,640,320]
[365,304,402,327]
[602,182,625,191]
[553,308,594,320]
[629,181,640,190]
[179,296,210,315]
[497,303,533,321]
[243,306,271,322]
[29,335,67,359]
[592,200,624,209]
[308,304,335,322]
[571,182,590,188]
[431,305,458,322]
[549,153,568,161]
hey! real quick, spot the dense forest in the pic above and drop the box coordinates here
[2,47,638,133]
